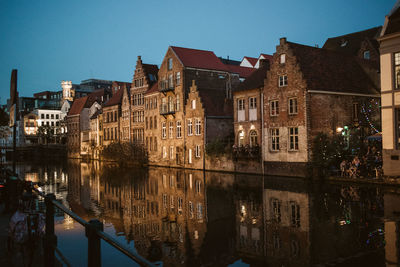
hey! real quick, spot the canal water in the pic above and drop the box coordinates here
[11,159,400,266]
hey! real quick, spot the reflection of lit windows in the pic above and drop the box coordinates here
[271,198,281,223]
[162,194,167,209]
[273,233,281,249]
[195,180,201,194]
[188,201,193,218]
[178,197,183,214]
[197,203,203,219]
[290,202,301,227]
[290,239,300,257]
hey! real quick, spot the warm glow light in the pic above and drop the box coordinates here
[336,127,343,133]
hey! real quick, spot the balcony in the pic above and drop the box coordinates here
[159,86,175,94]
[160,103,175,116]
[159,80,175,94]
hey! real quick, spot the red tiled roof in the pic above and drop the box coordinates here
[224,64,255,78]
[68,96,89,116]
[198,89,232,117]
[145,83,159,95]
[104,88,123,107]
[243,56,258,66]
[171,46,228,71]
[288,42,379,95]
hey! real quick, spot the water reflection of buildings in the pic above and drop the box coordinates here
[384,189,400,267]
[63,160,393,266]
[263,178,310,267]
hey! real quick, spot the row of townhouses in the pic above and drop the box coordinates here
[65,25,387,176]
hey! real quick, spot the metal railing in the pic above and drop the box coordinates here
[35,190,156,267]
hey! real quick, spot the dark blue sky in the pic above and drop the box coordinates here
[0,0,395,104]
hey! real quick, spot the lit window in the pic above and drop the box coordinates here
[288,127,299,151]
[270,128,279,151]
[249,130,258,147]
[270,100,279,116]
[288,98,298,115]
[279,75,288,87]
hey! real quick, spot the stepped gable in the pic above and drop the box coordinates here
[288,42,379,95]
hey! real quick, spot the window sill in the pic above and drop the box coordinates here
[269,150,280,153]
[288,149,299,152]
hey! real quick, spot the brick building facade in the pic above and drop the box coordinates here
[263,38,380,176]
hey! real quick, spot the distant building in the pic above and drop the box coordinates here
[323,26,382,68]
[379,0,400,176]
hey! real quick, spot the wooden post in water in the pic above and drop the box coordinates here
[86,219,103,267]
[44,193,57,267]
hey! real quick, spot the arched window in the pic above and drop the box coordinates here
[238,130,244,146]
[249,130,258,147]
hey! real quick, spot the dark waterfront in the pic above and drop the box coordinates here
[11,159,400,266]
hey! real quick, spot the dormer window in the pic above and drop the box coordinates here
[168,58,173,70]
[363,50,370,60]
[280,54,286,64]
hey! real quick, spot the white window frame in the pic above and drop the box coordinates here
[288,97,298,115]
[176,72,181,85]
[279,75,288,87]
[162,122,166,139]
[288,127,299,151]
[195,145,201,158]
[191,99,196,109]
[162,146,167,158]
[249,97,257,109]
[170,146,174,159]
[280,54,286,64]
[270,100,279,116]
[169,121,173,139]
[270,128,280,151]
[195,119,201,135]
[176,120,182,138]
[187,119,193,136]
[238,99,245,110]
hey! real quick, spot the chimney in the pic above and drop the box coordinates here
[259,59,270,70]
[280,37,287,45]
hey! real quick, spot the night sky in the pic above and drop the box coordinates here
[0,0,395,104]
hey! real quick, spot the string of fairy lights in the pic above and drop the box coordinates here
[360,100,380,134]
